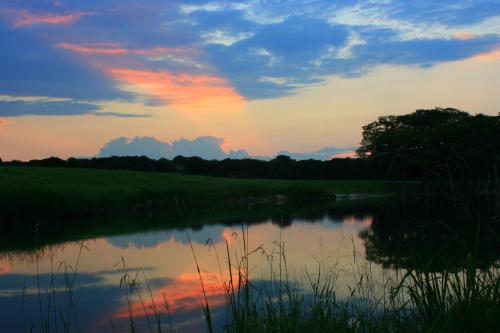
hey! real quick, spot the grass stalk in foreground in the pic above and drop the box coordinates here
[192,226,499,333]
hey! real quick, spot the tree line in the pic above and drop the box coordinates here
[1,107,498,185]
[0,154,385,180]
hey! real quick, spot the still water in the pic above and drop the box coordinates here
[0,199,494,332]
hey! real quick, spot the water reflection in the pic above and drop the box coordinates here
[361,199,500,271]
[0,211,376,332]
[107,226,226,249]
[0,199,498,332]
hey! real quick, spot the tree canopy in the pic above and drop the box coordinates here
[357,107,500,194]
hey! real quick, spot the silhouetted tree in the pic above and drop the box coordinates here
[357,107,500,197]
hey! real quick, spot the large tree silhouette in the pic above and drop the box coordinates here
[357,108,500,197]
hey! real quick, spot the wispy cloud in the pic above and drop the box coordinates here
[2,0,500,105]
[453,32,477,40]
[56,42,128,55]
[201,29,254,46]
[0,28,132,102]
[0,95,148,118]
[56,42,192,57]
[91,111,149,118]
[2,9,94,27]
[0,95,73,103]
[0,100,100,117]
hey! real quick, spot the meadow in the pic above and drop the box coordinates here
[0,166,390,222]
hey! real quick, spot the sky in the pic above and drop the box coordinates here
[0,0,499,160]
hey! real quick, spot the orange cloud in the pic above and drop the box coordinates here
[453,31,476,40]
[109,68,244,111]
[6,10,93,26]
[0,118,5,127]
[472,49,500,60]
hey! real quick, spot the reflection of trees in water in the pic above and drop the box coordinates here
[0,199,382,256]
[360,198,500,271]
[0,242,77,265]
[266,199,381,227]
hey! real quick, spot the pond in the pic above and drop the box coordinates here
[0,198,498,332]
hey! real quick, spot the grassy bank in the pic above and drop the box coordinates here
[0,166,390,222]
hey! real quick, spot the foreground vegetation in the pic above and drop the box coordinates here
[25,226,500,333]
[194,232,499,333]
[0,166,391,222]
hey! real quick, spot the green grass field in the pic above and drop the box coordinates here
[0,166,391,222]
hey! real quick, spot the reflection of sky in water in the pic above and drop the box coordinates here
[106,214,372,249]
[0,214,380,332]
[107,225,227,249]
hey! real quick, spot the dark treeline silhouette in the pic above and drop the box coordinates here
[360,196,500,271]
[357,107,500,197]
[0,155,386,180]
[0,199,377,253]
[2,107,498,184]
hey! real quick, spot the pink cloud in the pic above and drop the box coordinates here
[472,48,500,60]
[55,41,219,111]
[57,42,192,57]
[3,9,93,26]
[331,150,358,159]
[109,68,244,110]
[57,42,128,55]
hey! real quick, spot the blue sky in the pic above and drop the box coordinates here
[0,0,499,159]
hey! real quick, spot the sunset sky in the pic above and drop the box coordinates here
[1,0,499,160]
